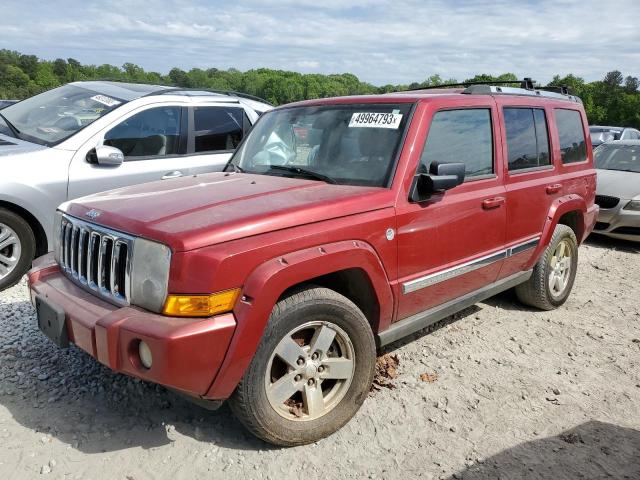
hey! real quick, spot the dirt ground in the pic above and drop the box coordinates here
[0,235,638,479]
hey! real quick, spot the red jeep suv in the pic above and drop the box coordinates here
[28,82,598,446]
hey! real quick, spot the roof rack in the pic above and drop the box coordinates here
[148,88,273,106]
[401,77,580,103]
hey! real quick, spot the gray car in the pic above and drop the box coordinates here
[589,125,640,147]
[0,81,272,290]
[592,140,640,242]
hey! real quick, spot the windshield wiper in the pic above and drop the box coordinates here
[0,113,20,139]
[268,165,338,184]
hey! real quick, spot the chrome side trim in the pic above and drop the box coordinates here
[508,237,539,256]
[379,270,533,347]
[401,237,541,294]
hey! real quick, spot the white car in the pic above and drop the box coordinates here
[0,81,272,290]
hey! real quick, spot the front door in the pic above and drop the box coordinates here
[68,104,191,199]
[395,100,507,320]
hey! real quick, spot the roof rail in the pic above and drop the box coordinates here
[399,77,580,103]
[403,77,534,92]
[462,84,581,103]
[148,88,273,106]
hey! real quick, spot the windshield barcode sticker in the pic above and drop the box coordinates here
[349,112,403,129]
[90,95,121,108]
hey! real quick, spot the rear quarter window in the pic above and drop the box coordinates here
[554,109,587,164]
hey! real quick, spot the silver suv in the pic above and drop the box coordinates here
[0,81,272,290]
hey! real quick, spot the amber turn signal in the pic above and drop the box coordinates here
[163,288,241,317]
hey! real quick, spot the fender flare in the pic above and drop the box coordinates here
[204,239,393,399]
[526,194,587,270]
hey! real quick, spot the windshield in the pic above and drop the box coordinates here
[594,143,640,173]
[228,103,413,187]
[0,84,125,145]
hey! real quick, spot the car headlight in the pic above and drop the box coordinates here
[52,211,63,265]
[623,200,640,211]
[130,238,171,313]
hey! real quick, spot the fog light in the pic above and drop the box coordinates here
[138,341,153,369]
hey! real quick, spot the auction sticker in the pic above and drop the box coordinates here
[90,95,121,108]
[349,112,403,129]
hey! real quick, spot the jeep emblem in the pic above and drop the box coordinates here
[85,209,101,219]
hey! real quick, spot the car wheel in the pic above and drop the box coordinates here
[0,208,36,291]
[229,286,376,446]
[515,224,578,311]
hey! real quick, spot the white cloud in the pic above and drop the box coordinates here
[1,0,638,85]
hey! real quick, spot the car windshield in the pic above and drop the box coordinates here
[0,84,125,146]
[228,103,413,187]
[594,144,640,173]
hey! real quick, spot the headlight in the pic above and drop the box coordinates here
[52,211,63,265]
[130,238,171,313]
[623,200,640,211]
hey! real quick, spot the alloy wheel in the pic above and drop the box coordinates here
[265,321,355,421]
[548,239,572,299]
[0,223,21,281]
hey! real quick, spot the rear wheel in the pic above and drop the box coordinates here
[515,224,578,310]
[229,286,376,446]
[0,208,36,291]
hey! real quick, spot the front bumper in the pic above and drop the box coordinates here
[28,253,236,398]
[593,201,640,242]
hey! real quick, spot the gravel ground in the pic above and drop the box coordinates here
[1,235,639,480]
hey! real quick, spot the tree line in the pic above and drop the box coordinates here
[1,49,638,128]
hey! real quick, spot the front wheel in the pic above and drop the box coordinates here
[515,224,578,310]
[229,286,376,446]
[0,208,36,291]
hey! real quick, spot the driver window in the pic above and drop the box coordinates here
[104,106,182,159]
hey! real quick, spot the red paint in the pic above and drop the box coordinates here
[29,90,596,401]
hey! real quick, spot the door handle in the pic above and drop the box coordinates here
[162,170,183,180]
[482,197,506,210]
[546,184,562,195]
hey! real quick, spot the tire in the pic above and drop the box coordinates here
[229,286,376,446]
[0,208,36,291]
[515,224,578,311]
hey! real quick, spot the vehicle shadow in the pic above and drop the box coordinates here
[0,300,274,454]
[586,233,639,253]
[446,420,640,479]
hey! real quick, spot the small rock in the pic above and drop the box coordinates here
[40,465,51,475]
[552,388,561,395]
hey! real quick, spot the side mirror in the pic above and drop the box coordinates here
[409,161,466,202]
[87,146,124,166]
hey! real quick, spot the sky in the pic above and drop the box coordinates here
[2,0,639,86]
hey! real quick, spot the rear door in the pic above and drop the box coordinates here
[496,98,560,278]
[395,98,507,321]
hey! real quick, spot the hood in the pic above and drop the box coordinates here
[65,172,392,251]
[596,168,640,200]
[0,133,47,157]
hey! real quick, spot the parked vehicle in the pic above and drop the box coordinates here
[28,82,597,446]
[592,140,640,242]
[0,81,272,290]
[589,125,640,147]
[0,100,18,109]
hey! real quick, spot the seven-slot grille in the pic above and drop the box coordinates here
[58,215,134,306]
[595,195,620,209]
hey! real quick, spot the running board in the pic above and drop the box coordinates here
[376,270,532,347]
